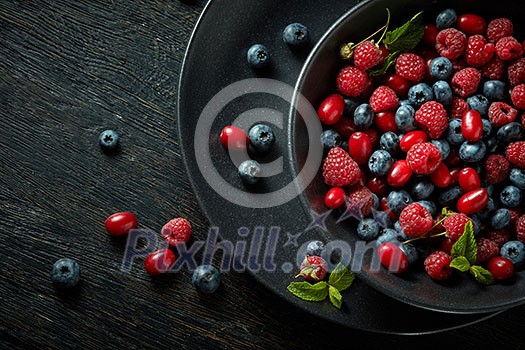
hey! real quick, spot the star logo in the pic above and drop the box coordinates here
[337,196,367,223]
[304,209,332,232]
[283,232,302,248]
[371,208,392,228]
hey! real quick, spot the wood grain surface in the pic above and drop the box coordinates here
[1,1,524,349]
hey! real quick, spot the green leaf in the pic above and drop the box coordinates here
[368,51,399,76]
[450,221,477,264]
[470,265,495,285]
[328,263,356,292]
[383,11,424,53]
[328,285,343,309]
[450,256,471,272]
[287,281,328,301]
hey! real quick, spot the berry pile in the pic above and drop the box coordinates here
[318,9,525,282]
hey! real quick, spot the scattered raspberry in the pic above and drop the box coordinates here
[485,229,511,248]
[369,85,399,112]
[466,35,495,67]
[516,215,525,243]
[399,202,433,237]
[506,141,525,168]
[476,238,499,264]
[451,67,481,97]
[488,102,518,126]
[395,53,426,82]
[161,218,192,246]
[449,97,468,119]
[508,209,521,224]
[508,58,525,86]
[451,57,467,72]
[414,101,448,139]
[435,28,467,60]
[406,142,442,175]
[487,18,514,43]
[322,147,361,186]
[511,84,525,109]
[424,250,453,280]
[484,154,510,184]
[495,36,524,61]
[337,65,370,97]
[354,40,383,71]
[347,185,374,217]
[481,57,506,80]
[299,255,328,281]
[443,213,473,241]
[522,113,525,129]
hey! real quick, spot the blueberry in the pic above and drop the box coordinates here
[395,105,417,132]
[247,44,270,69]
[51,258,80,288]
[482,119,493,139]
[430,139,451,160]
[248,124,275,153]
[400,243,419,264]
[238,160,261,185]
[466,94,489,116]
[408,83,434,107]
[282,23,309,47]
[486,137,500,153]
[393,221,411,241]
[433,80,453,106]
[379,132,400,154]
[376,228,402,247]
[344,97,359,116]
[510,168,525,189]
[477,197,497,220]
[320,129,341,151]
[500,185,522,207]
[436,8,457,29]
[357,218,380,241]
[500,241,525,266]
[411,178,435,200]
[372,193,380,210]
[99,130,119,152]
[387,190,413,215]
[447,119,465,145]
[491,208,511,229]
[354,103,374,129]
[459,141,487,162]
[399,99,412,106]
[419,200,437,216]
[471,214,482,235]
[497,122,523,143]
[438,185,463,207]
[306,240,325,256]
[368,150,394,176]
[192,265,221,293]
[483,80,507,101]
[429,57,453,80]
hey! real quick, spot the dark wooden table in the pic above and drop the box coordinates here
[1,1,525,348]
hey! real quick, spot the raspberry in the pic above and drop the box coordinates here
[424,250,453,280]
[488,102,518,126]
[435,28,467,60]
[395,53,426,82]
[449,97,468,119]
[369,86,399,112]
[322,147,361,187]
[414,101,448,139]
[511,84,525,109]
[481,57,506,80]
[299,255,328,281]
[451,67,481,97]
[406,142,442,175]
[337,65,370,97]
[354,40,383,71]
[485,229,511,248]
[516,215,525,243]
[399,202,433,237]
[495,36,524,61]
[484,154,510,184]
[508,58,525,86]
[476,238,499,264]
[443,213,473,241]
[508,208,521,224]
[161,218,192,246]
[506,141,525,168]
[487,18,513,43]
[347,185,374,217]
[466,35,495,67]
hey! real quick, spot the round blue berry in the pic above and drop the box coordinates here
[282,23,309,47]
[51,258,81,288]
[419,200,437,216]
[376,228,402,247]
[357,218,380,241]
[447,119,465,145]
[393,221,411,241]
[486,137,500,153]
[438,185,463,207]
[459,141,487,163]
[411,178,435,200]
[400,243,419,264]
[387,190,413,215]
[320,129,341,151]
[380,132,400,154]
[430,139,451,160]
[429,57,453,80]
[466,94,489,116]
[500,241,525,267]
[368,150,394,176]
[344,98,359,115]
[306,240,325,256]
[248,124,275,153]
[399,99,412,106]
[483,80,506,101]
[491,208,511,229]
[192,265,221,294]
[247,44,270,69]
[497,122,523,143]
[395,105,417,132]
[238,160,261,185]
[408,83,434,107]
[436,8,457,29]
[510,168,525,189]
[500,185,522,207]
[354,103,374,129]
[477,197,497,220]
[433,80,453,106]
[471,214,482,235]
[482,119,493,139]
[99,129,119,152]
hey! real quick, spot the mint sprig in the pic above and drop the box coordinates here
[287,262,355,309]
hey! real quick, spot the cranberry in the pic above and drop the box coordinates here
[385,74,410,98]
[399,131,428,152]
[367,176,388,196]
[333,117,358,139]
[440,237,455,254]
[219,126,249,150]
[144,249,176,275]
[318,94,345,125]
[423,24,439,47]
[374,111,399,133]
[449,167,461,185]
[457,188,489,214]
[488,256,514,280]
[378,242,409,273]
[430,163,452,188]
[458,167,481,192]
[445,148,461,167]
[461,110,483,142]
[348,132,372,165]
[388,160,413,187]
[458,14,487,36]
[324,187,346,209]
[379,45,390,60]
[105,212,138,236]
[363,128,380,148]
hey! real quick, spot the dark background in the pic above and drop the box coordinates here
[1,0,524,349]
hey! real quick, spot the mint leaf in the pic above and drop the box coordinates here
[328,285,343,309]
[450,256,470,272]
[287,281,328,301]
[328,263,356,291]
[470,265,495,285]
[383,11,424,53]
[368,51,399,76]
[451,221,477,264]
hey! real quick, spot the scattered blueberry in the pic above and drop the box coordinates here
[192,265,221,294]
[436,8,457,29]
[477,197,497,220]
[466,94,489,116]
[431,139,451,160]
[447,118,465,145]
[509,168,525,189]
[368,150,394,176]
[376,228,402,247]
[99,129,119,152]
[499,185,522,207]
[399,99,412,106]
[248,124,275,153]
[344,97,359,115]
[482,119,493,139]
[497,122,523,143]
[400,243,419,264]
[51,258,81,288]
[306,240,325,256]
[282,23,310,48]
[320,129,341,151]
[387,190,413,215]
[419,200,437,216]
[433,80,453,106]
[486,137,500,153]
[357,218,380,241]
[379,132,400,154]
[429,57,453,80]
[238,160,261,185]
[408,83,434,107]
[491,208,511,229]
[393,221,410,241]
[500,241,525,267]
[471,214,482,235]
[395,105,417,132]
[411,178,435,200]
[459,141,487,162]
[438,185,463,207]
[354,103,374,129]
[247,44,270,69]
[483,80,506,101]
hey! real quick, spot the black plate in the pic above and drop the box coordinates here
[178,0,501,333]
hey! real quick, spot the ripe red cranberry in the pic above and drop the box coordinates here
[430,163,452,188]
[378,242,409,273]
[457,188,489,214]
[445,148,461,167]
[324,187,346,209]
[385,74,411,97]
[220,126,249,150]
[423,24,439,47]
[458,167,481,192]
[318,94,345,125]
[374,111,399,133]
[379,45,390,60]
[488,256,514,280]
[449,168,461,185]
[105,212,138,236]
[462,110,483,142]
[440,237,455,254]
[363,128,380,148]
[348,132,372,165]
[399,131,428,152]
[367,176,388,196]
[388,160,413,187]
[144,249,176,275]
[333,117,358,139]
[458,14,487,35]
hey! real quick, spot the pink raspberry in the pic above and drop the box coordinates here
[487,18,514,43]
[369,86,398,112]
[399,202,433,237]
[485,229,511,248]
[508,58,525,86]
[516,215,525,243]
[466,35,495,67]
[484,154,510,185]
[347,185,374,217]
[162,218,192,246]
[299,256,328,282]
[511,84,525,109]
[406,142,442,175]
[336,66,370,97]
[488,102,518,126]
[481,57,507,80]
[322,147,361,187]
[435,28,467,60]
[424,250,453,280]
[506,141,525,169]
[414,101,449,139]
[353,40,383,71]
[451,57,467,72]
[449,97,468,119]
[451,67,481,97]
[395,53,426,82]
[476,238,499,264]
[443,213,473,241]
[495,36,524,61]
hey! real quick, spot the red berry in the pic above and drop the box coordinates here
[369,86,398,113]
[458,14,487,35]
[388,160,413,187]
[354,40,383,71]
[488,101,518,126]
[395,53,426,82]
[406,142,442,175]
[488,256,514,280]
[162,218,192,246]
[461,110,483,142]
[414,101,448,139]
[299,256,328,282]
[378,242,409,273]
[374,111,399,133]
[399,202,433,237]
[443,213,473,241]
[458,167,481,192]
[430,162,452,188]
[516,215,525,243]
[317,94,345,125]
[481,57,507,81]
[348,132,372,165]
[450,97,469,119]
[424,250,453,280]
[485,229,511,248]
[333,117,358,139]
[144,249,176,275]
[220,126,249,150]
[347,185,375,217]
[384,74,411,98]
[457,188,489,215]
[423,24,439,47]
[495,36,524,61]
[511,84,525,109]
[105,212,138,236]
[399,131,428,152]
[363,128,380,148]
[484,154,510,184]
[487,18,513,43]
[337,66,370,97]
[466,35,495,68]
[440,237,455,254]
[445,148,461,168]
[476,238,500,264]
[322,147,362,187]
[506,141,525,168]
[508,58,525,86]
[451,67,481,98]
[449,167,460,185]
[435,28,467,60]
[324,187,346,209]
[367,176,388,196]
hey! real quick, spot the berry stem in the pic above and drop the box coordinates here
[376,8,391,45]
[402,232,447,245]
